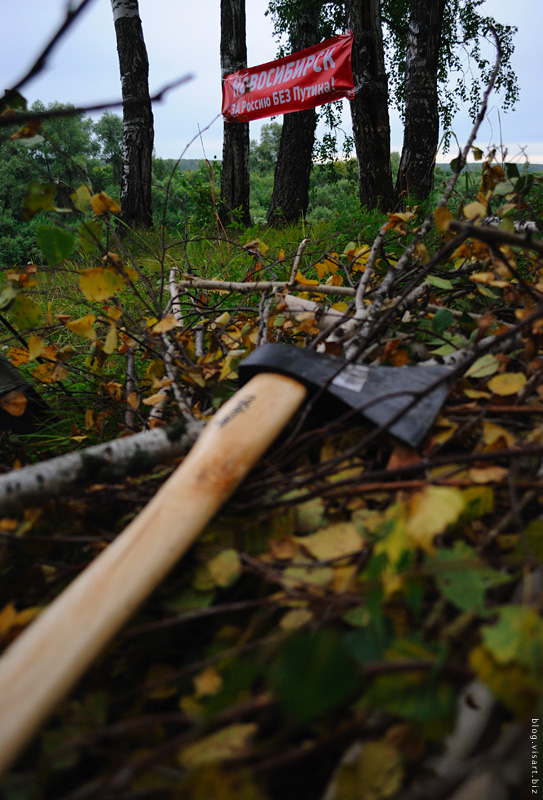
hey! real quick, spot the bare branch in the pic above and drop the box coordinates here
[0,75,194,128]
[4,0,97,99]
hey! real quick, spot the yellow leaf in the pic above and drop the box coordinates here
[464,200,487,221]
[142,391,168,406]
[218,355,237,382]
[406,486,465,553]
[103,324,118,355]
[280,608,313,630]
[178,723,257,768]
[144,663,178,700]
[193,666,223,698]
[470,645,538,718]
[0,603,41,641]
[65,314,97,341]
[243,238,268,254]
[463,388,491,399]
[79,267,124,302]
[152,314,179,334]
[281,565,334,591]
[294,271,319,286]
[330,740,403,800]
[27,335,45,362]
[346,244,371,271]
[413,241,429,263]
[214,311,231,327]
[105,306,123,321]
[32,362,68,384]
[383,211,415,233]
[434,206,454,233]
[127,391,139,410]
[487,372,527,396]
[0,390,27,417]
[296,522,364,561]
[6,347,29,366]
[470,272,497,284]
[70,185,92,212]
[373,504,413,566]
[481,420,516,449]
[315,260,336,280]
[90,191,121,216]
[469,466,509,483]
[103,381,123,402]
[207,549,242,588]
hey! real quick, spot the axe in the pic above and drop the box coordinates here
[0,344,452,775]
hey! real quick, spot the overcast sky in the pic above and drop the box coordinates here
[2,0,541,163]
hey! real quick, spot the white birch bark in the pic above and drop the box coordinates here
[0,421,202,515]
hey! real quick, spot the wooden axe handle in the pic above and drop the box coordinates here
[0,372,306,775]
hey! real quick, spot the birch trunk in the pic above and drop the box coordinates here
[219,0,251,226]
[396,0,447,202]
[347,0,394,212]
[266,2,321,226]
[110,0,154,228]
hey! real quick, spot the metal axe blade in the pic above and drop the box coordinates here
[238,344,453,447]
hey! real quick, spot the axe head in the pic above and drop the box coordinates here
[238,344,453,447]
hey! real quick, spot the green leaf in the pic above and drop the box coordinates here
[521,520,543,563]
[343,623,392,665]
[492,180,516,197]
[36,225,75,265]
[270,628,359,722]
[9,296,41,330]
[23,182,56,221]
[364,639,456,738]
[482,606,543,677]
[432,307,454,337]
[461,485,494,520]
[429,541,510,613]
[426,275,453,290]
[79,222,103,254]
[465,353,500,378]
[505,162,520,180]
[450,156,462,173]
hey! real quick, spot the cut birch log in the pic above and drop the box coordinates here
[0,419,203,514]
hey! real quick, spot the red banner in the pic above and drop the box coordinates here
[222,32,355,123]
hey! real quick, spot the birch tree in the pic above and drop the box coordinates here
[110,0,154,228]
[395,0,447,202]
[346,0,394,211]
[220,0,251,227]
[266,0,321,226]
